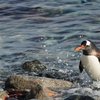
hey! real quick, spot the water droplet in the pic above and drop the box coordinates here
[43,45,46,48]
[45,49,48,52]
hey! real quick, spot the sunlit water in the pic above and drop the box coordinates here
[0,0,100,99]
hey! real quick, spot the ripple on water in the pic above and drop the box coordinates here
[0,0,100,99]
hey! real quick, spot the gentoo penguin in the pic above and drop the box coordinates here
[75,40,100,81]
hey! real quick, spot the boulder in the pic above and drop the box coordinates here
[5,75,73,100]
[39,69,80,82]
[5,75,34,91]
[22,60,47,72]
[39,69,68,80]
[5,75,73,90]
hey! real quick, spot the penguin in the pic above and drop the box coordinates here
[75,40,100,81]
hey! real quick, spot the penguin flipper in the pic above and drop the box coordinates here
[79,61,83,73]
[98,57,100,62]
[97,56,100,62]
[99,58,100,62]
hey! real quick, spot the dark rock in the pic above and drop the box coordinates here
[7,90,30,100]
[22,60,47,72]
[39,69,80,83]
[65,95,94,100]
[39,69,68,80]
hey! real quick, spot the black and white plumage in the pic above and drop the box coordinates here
[75,40,100,81]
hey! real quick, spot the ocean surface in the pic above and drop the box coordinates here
[0,0,100,99]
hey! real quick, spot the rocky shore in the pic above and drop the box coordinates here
[0,60,73,100]
[0,60,98,100]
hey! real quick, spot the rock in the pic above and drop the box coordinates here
[64,95,94,100]
[35,77,73,89]
[5,75,73,90]
[0,90,8,100]
[39,69,80,83]
[22,60,47,72]
[39,69,68,80]
[5,75,37,91]
[5,75,73,100]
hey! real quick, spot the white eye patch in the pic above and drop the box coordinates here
[86,40,91,46]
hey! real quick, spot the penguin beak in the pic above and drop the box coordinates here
[74,45,85,52]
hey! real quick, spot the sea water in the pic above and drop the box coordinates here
[0,0,100,99]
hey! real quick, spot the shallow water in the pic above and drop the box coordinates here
[0,0,100,99]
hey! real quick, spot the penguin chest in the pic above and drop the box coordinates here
[81,55,100,81]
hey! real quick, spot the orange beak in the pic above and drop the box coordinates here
[74,45,85,52]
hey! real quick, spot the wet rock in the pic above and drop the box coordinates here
[22,60,47,72]
[36,77,73,89]
[39,69,68,80]
[39,69,80,83]
[5,75,73,90]
[5,75,73,100]
[65,95,94,100]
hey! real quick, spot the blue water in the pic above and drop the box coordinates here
[0,0,100,99]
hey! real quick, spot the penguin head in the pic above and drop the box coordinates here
[75,40,97,55]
